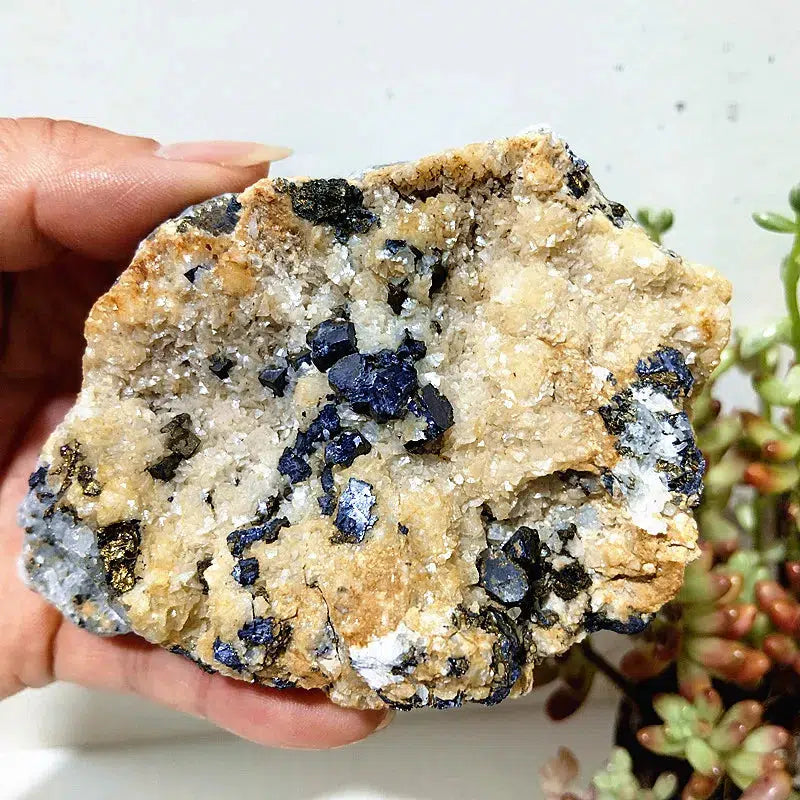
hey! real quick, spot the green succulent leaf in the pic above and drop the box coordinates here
[738,318,792,359]
[653,694,692,725]
[686,737,722,776]
[697,507,741,546]
[789,183,800,214]
[728,765,756,791]
[652,773,679,800]
[742,725,788,753]
[753,211,799,233]
[734,502,757,533]
[756,365,800,405]
[697,416,741,456]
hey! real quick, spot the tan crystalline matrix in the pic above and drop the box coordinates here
[19,133,730,710]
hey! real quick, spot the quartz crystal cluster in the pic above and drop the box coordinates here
[18,133,730,709]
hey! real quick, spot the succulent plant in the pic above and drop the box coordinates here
[620,545,770,695]
[637,688,792,797]
[538,747,677,800]
[539,192,800,800]
[592,748,677,800]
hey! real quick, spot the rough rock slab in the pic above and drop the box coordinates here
[19,133,730,710]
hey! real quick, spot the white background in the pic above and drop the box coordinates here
[1,0,799,797]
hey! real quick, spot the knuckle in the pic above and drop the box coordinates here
[0,117,98,167]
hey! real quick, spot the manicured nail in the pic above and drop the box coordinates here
[155,141,292,167]
[375,709,396,731]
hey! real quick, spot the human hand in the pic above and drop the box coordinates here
[0,118,391,747]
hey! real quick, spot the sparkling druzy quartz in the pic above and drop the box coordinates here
[19,133,730,709]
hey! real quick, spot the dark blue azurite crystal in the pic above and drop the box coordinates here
[634,346,694,399]
[27,466,48,489]
[328,351,418,421]
[320,465,335,493]
[278,447,313,483]
[432,694,463,710]
[299,404,341,452]
[406,383,455,450]
[663,411,706,498]
[600,348,704,506]
[238,616,292,659]
[213,638,244,671]
[232,557,259,586]
[318,465,337,515]
[324,429,372,467]
[238,616,278,646]
[478,549,530,605]
[279,404,342,483]
[332,478,377,544]
[447,656,469,677]
[396,330,427,362]
[307,320,358,372]
[502,526,541,565]
[227,517,289,557]
[269,677,297,689]
[318,493,336,516]
[384,238,423,260]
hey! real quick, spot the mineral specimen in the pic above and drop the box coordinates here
[18,133,730,710]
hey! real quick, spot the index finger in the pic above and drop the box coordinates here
[0,118,289,270]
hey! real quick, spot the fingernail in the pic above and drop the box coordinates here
[155,141,292,167]
[375,709,395,732]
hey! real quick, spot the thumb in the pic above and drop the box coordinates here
[0,118,291,270]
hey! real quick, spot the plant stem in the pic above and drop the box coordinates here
[753,496,765,552]
[784,224,800,558]
[580,641,649,712]
[783,228,800,430]
[759,373,774,424]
